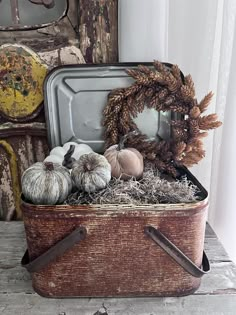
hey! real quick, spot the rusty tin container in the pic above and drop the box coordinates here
[21,63,210,297]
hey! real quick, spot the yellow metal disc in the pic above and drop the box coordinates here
[0,44,48,120]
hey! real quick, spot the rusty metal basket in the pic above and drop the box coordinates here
[21,167,210,297]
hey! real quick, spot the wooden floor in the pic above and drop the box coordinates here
[0,222,236,315]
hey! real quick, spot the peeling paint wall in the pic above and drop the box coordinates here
[0,0,83,220]
[79,0,118,63]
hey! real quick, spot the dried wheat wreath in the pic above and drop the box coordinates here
[103,61,221,176]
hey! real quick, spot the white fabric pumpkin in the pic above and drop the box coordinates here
[21,162,72,205]
[50,146,66,159]
[44,154,63,164]
[71,152,111,193]
[44,142,93,165]
[63,143,93,160]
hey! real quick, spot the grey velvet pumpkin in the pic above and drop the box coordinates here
[21,162,72,205]
[71,152,111,193]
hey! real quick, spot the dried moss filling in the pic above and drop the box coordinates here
[65,167,200,206]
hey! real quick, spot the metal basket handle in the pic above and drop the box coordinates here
[22,225,210,277]
[21,226,87,273]
[144,225,210,278]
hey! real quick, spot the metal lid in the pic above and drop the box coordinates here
[44,63,174,152]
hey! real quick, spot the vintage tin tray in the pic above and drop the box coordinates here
[21,63,210,298]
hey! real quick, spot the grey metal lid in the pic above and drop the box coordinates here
[44,63,174,152]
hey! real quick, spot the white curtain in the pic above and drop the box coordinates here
[119,0,168,62]
[119,0,236,262]
[169,0,236,263]
[208,0,236,263]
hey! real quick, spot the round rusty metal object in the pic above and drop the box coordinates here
[0,44,48,121]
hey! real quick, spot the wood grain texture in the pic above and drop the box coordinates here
[79,0,118,63]
[1,294,236,315]
[38,45,85,68]
[1,222,236,315]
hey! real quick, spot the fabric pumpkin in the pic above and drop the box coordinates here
[104,133,144,180]
[44,142,93,165]
[71,152,111,193]
[21,162,72,205]
[63,142,93,160]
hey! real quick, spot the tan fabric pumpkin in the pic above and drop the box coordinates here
[104,134,144,180]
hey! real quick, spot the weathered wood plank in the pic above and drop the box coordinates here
[0,294,236,315]
[79,0,118,63]
[198,262,236,294]
[205,237,230,262]
[38,45,85,68]
[1,260,236,296]
[205,222,218,238]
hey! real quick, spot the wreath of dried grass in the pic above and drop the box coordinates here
[103,61,222,177]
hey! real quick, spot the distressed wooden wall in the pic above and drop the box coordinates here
[0,124,48,220]
[0,0,118,220]
[0,0,82,221]
[79,0,118,63]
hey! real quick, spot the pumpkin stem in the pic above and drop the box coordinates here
[63,145,76,169]
[44,162,54,171]
[84,162,92,171]
[117,131,138,151]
